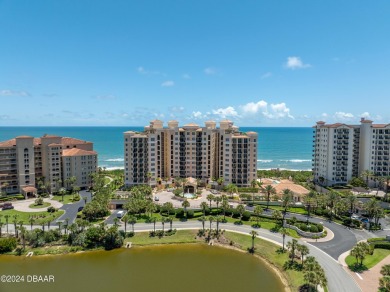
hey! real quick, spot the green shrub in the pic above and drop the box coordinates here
[175,208,184,218]
[310,225,318,233]
[0,238,17,253]
[47,206,56,213]
[242,211,251,221]
[317,224,324,232]
[371,242,390,250]
[299,224,308,231]
[186,210,194,218]
[368,237,386,243]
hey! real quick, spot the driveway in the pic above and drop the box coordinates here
[12,197,63,212]
[54,190,92,224]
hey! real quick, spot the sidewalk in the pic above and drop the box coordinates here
[303,227,334,243]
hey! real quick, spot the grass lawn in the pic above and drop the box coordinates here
[223,231,304,291]
[268,205,308,215]
[52,194,78,204]
[0,209,64,224]
[124,229,199,245]
[28,202,51,209]
[346,248,390,271]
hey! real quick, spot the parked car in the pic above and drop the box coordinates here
[351,214,361,220]
[78,206,84,212]
[1,203,14,210]
[154,196,159,201]
[361,218,369,223]
[117,210,125,218]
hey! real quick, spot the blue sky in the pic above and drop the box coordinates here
[1,0,389,126]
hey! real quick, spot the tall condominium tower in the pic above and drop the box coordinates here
[312,118,390,186]
[124,120,258,187]
[0,135,98,196]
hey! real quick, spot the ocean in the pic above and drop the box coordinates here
[0,127,313,171]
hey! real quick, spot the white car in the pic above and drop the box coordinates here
[154,196,159,201]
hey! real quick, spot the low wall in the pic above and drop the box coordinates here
[284,223,324,238]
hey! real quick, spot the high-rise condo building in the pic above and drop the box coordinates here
[0,135,98,196]
[312,118,390,186]
[124,120,258,187]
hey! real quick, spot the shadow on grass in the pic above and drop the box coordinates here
[283,260,303,271]
[234,221,243,225]
[348,263,368,273]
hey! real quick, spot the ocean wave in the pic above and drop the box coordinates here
[104,166,125,170]
[257,159,273,163]
[280,159,311,163]
[258,168,312,171]
[105,158,124,162]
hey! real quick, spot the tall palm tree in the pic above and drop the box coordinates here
[200,201,208,216]
[59,187,67,202]
[113,217,120,227]
[0,221,3,237]
[326,191,340,221]
[57,221,62,235]
[19,225,27,250]
[297,244,310,266]
[12,214,19,237]
[161,217,166,233]
[200,216,206,232]
[279,227,288,252]
[264,185,276,210]
[345,191,358,218]
[29,216,35,231]
[215,216,222,235]
[360,169,374,187]
[250,179,258,204]
[217,177,224,190]
[214,196,222,213]
[236,204,246,223]
[281,189,293,221]
[272,210,283,225]
[253,205,263,227]
[182,199,190,218]
[304,191,317,224]
[129,215,137,232]
[122,214,129,233]
[208,216,214,230]
[286,239,298,264]
[150,217,156,232]
[4,214,10,234]
[221,199,229,220]
[250,230,258,252]
[167,216,173,230]
[226,183,238,198]
[206,194,215,209]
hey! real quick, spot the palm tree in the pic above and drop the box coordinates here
[250,179,258,203]
[326,191,340,221]
[297,244,310,266]
[29,216,35,231]
[272,210,283,225]
[226,183,238,198]
[304,191,317,224]
[250,230,258,252]
[146,201,157,218]
[59,187,67,202]
[236,204,246,223]
[162,202,174,216]
[182,199,190,218]
[279,227,288,252]
[146,172,152,187]
[206,194,215,209]
[19,225,27,250]
[208,216,214,230]
[264,185,276,210]
[200,216,206,231]
[281,189,293,221]
[214,196,222,213]
[360,169,373,187]
[200,202,208,216]
[167,216,173,230]
[0,221,3,237]
[221,199,229,221]
[345,191,358,218]
[215,216,222,234]
[57,221,62,235]
[113,217,120,227]
[364,197,381,230]
[253,205,263,227]
[379,276,390,291]
[150,217,156,232]
[286,239,298,264]
[122,214,129,233]
[4,214,10,234]
[12,214,19,237]
[129,215,137,232]
[217,177,224,190]
[381,265,390,276]
[161,217,166,233]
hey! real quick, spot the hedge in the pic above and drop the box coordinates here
[368,237,386,243]
[0,238,17,253]
[370,242,390,250]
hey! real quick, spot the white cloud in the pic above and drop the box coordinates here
[241,100,268,114]
[334,112,354,121]
[191,111,206,120]
[170,106,185,113]
[212,106,238,118]
[94,94,116,100]
[161,80,174,87]
[0,89,30,97]
[321,113,328,118]
[204,67,216,75]
[240,100,294,119]
[285,56,311,70]
[360,112,370,119]
[182,74,191,79]
[260,72,272,79]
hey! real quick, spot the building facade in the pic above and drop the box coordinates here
[312,118,390,186]
[124,120,258,187]
[0,135,98,196]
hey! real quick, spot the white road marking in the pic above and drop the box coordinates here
[355,273,363,280]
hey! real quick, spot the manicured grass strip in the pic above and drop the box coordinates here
[0,209,64,224]
[223,231,304,292]
[28,202,51,209]
[124,230,198,246]
[346,248,390,270]
[52,194,78,204]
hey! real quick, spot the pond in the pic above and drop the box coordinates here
[0,244,285,292]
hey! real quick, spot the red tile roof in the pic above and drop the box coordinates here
[62,148,97,157]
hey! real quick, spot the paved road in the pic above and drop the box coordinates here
[54,190,92,224]
[105,209,125,224]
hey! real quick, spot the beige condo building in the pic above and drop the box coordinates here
[312,118,390,186]
[124,120,258,187]
[0,135,98,196]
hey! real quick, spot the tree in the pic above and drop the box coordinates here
[250,179,258,203]
[281,189,293,221]
[200,216,206,232]
[221,199,229,221]
[145,201,157,218]
[161,217,166,233]
[167,216,173,230]
[19,225,27,250]
[129,215,137,233]
[250,230,258,252]
[208,216,214,230]
[279,227,288,252]
[272,210,283,225]
[304,191,317,224]
[345,191,358,218]
[200,202,208,216]
[162,202,174,216]
[286,239,298,263]
[12,214,19,237]
[29,216,35,231]
[182,200,190,218]
[236,204,246,223]
[381,265,390,276]
[253,205,263,227]
[361,170,374,187]
[59,187,67,202]
[4,215,10,234]
[0,221,3,238]
[264,185,276,210]
[297,244,310,266]
[379,276,390,292]
[217,177,224,190]
[350,242,370,266]
[364,198,381,229]
[304,256,327,291]
[214,196,222,213]
[146,172,152,187]
[326,191,340,221]
[226,183,237,198]
[150,217,156,232]
[215,216,222,235]
[206,194,215,209]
